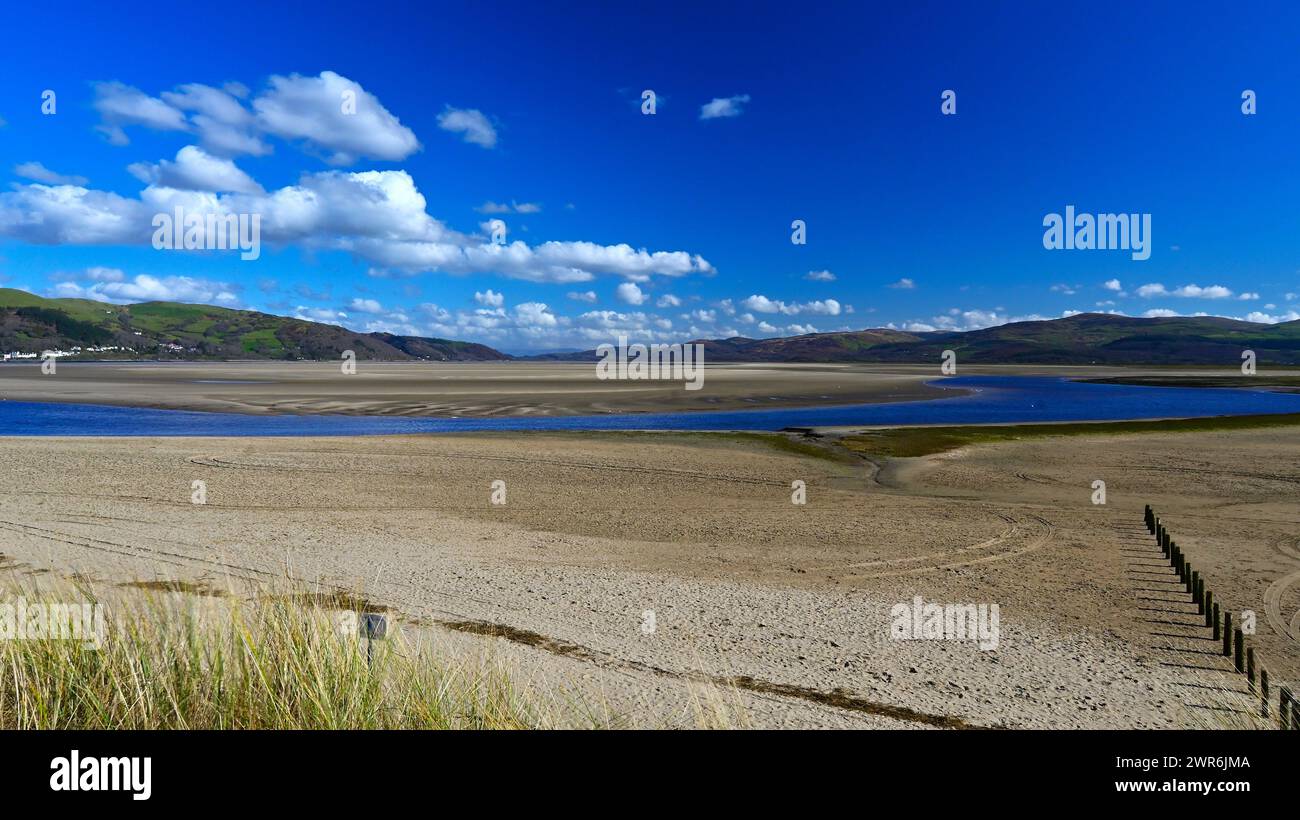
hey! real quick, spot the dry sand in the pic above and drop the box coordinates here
[1,425,1295,728]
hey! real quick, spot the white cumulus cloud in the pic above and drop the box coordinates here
[616,282,646,305]
[1136,283,1235,299]
[254,71,421,164]
[437,106,497,148]
[700,94,751,120]
[14,162,88,186]
[0,170,715,285]
[741,294,842,316]
[128,146,263,194]
[93,72,419,165]
[476,200,540,214]
[52,272,240,306]
[92,81,189,145]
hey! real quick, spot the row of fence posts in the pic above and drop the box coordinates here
[1146,505,1298,729]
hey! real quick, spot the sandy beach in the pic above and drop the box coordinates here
[1,423,1295,728]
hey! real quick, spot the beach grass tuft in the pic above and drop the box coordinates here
[0,581,547,730]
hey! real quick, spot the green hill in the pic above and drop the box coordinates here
[527,312,1300,365]
[0,288,509,362]
[860,313,1300,364]
[7,286,1297,365]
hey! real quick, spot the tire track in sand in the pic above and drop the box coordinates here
[1263,535,1300,645]
[815,513,1055,578]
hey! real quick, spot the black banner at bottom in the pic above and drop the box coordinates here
[0,729,1290,806]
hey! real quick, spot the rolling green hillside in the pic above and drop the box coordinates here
[0,288,509,361]
[527,312,1300,365]
[861,313,1300,364]
[6,286,1298,365]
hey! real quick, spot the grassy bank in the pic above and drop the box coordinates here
[838,412,1300,458]
[464,428,857,464]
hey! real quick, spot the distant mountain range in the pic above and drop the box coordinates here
[0,288,507,362]
[526,313,1300,365]
[3,287,1298,365]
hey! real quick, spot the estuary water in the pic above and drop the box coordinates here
[1,376,1299,436]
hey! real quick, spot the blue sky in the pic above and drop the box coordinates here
[1,1,1299,352]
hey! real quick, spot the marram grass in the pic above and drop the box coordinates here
[0,584,549,730]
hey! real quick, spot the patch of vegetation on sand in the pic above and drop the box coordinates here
[119,579,227,597]
[470,429,858,464]
[1,577,760,729]
[838,413,1300,459]
[680,431,858,463]
[0,581,544,729]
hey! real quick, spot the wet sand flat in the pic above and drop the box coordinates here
[0,425,1295,728]
[0,361,947,416]
[0,361,1269,417]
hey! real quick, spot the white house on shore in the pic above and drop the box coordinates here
[3,346,134,362]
